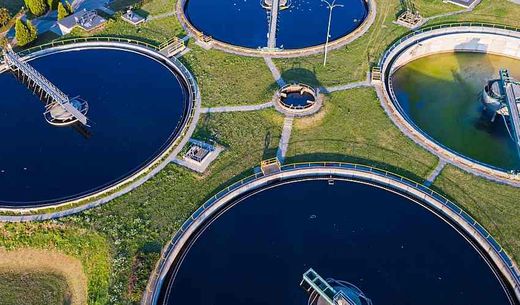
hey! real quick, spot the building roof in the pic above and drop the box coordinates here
[58,9,106,31]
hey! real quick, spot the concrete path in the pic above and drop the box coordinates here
[147,10,176,21]
[322,80,372,94]
[424,159,447,187]
[264,57,286,87]
[200,101,274,113]
[277,117,294,162]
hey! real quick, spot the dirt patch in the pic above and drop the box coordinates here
[0,248,88,305]
[294,100,329,130]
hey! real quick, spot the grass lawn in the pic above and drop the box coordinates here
[430,0,520,27]
[181,43,279,107]
[286,88,439,180]
[274,0,408,87]
[65,109,284,304]
[64,15,185,47]
[413,0,462,17]
[0,272,71,305]
[273,0,520,88]
[0,223,111,305]
[0,0,24,14]
[433,165,520,262]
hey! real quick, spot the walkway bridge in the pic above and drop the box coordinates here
[2,45,88,126]
[267,0,281,49]
[498,69,520,158]
[300,268,357,305]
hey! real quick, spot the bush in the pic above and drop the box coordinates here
[15,19,37,47]
[0,8,10,27]
[57,1,73,20]
[23,0,48,16]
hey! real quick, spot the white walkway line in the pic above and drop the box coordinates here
[200,101,274,113]
[322,80,372,93]
[424,159,447,187]
[264,57,286,87]
[277,117,294,162]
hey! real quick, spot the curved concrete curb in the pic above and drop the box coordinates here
[141,163,520,305]
[175,0,376,58]
[0,41,202,216]
[378,24,520,187]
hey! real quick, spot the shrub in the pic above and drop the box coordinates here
[15,19,37,47]
[23,0,48,16]
[57,1,73,20]
[0,8,10,27]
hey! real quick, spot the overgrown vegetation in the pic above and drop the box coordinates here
[0,272,71,305]
[0,223,111,304]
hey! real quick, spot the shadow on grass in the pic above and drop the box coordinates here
[280,67,321,88]
[285,151,429,184]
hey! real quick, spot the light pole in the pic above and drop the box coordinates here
[322,0,343,66]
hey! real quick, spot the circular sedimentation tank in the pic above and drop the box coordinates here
[179,0,370,52]
[0,44,194,208]
[155,177,518,305]
[391,52,520,170]
[379,26,520,176]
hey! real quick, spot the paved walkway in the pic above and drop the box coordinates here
[264,57,286,87]
[424,159,447,187]
[322,79,372,94]
[147,10,176,21]
[277,117,294,162]
[200,101,274,113]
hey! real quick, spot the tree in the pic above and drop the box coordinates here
[57,1,73,20]
[23,0,48,17]
[0,8,10,27]
[15,19,37,47]
[47,0,59,11]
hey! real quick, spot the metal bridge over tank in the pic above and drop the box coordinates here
[498,69,520,158]
[300,268,357,305]
[266,0,281,49]
[2,45,88,126]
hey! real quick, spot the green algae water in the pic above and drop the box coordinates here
[392,52,520,170]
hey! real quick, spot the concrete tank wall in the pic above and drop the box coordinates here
[391,32,520,74]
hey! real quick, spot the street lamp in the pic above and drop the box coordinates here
[322,0,343,66]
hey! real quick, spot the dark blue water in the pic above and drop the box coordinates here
[161,180,513,305]
[0,49,188,206]
[185,0,368,49]
[283,92,315,107]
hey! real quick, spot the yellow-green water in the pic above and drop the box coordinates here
[392,52,520,170]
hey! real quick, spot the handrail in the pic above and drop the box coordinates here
[142,161,520,305]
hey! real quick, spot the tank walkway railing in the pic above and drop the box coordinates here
[378,22,520,68]
[142,161,520,305]
[0,37,200,210]
[3,46,88,125]
[499,70,520,157]
[267,0,281,49]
